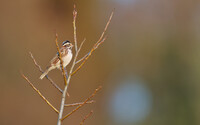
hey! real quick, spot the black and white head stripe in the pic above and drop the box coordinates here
[62,40,70,46]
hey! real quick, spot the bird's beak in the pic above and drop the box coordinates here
[71,44,74,48]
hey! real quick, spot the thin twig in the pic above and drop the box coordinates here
[75,53,88,64]
[80,110,93,125]
[61,86,102,121]
[78,36,106,65]
[21,72,59,114]
[71,10,114,75]
[57,7,83,124]
[55,33,68,86]
[73,4,78,52]
[57,37,85,124]
[65,38,86,95]
[29,52,63,93]
[57,38,85,124]
[57,5,112,125]
[95,10,113,46]
[95,36,107,49]
[29,52,43,71]
[64,100,95,107]
[72,37,107,76]
[75,36,106,65]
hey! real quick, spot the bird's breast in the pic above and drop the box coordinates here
[63,51,73,67]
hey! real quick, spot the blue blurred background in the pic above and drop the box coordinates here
[0,0,200,125]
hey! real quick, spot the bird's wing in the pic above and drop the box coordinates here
[50,54,59,66]
[50,47,68,65]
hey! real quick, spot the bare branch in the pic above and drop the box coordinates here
[80,110,93,125]
[29,52,63,93]
[71,11,114,75]
[55,33,68,86]
[29,52,43,71]
[64,100,95,107]
[57,5,112,125]
[94,10,114,46]
[21,72,59,114]
[72,37,107,76]
[57,9,83,125]
[65,38,86,90]
[73,4,78,52]
[75,53,88,64]
[61,86,102,121]
[95,36,107,49]
[75,36,106,65]
[22,5,113,125]
[78,38,86,53]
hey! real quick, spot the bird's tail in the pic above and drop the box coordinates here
[40,66,54,79]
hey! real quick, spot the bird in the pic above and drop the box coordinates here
[40,40,73,79]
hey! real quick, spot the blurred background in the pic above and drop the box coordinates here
[1,0,200,125]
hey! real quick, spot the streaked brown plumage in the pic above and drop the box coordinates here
[40,40,73,79]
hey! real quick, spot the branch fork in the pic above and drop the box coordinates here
[21,4,113,125]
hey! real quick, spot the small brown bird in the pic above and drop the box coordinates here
[40,40,73,79]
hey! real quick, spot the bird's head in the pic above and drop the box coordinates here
[62,40,73,48]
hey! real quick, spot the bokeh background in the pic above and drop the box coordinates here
[1,0,200,125]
